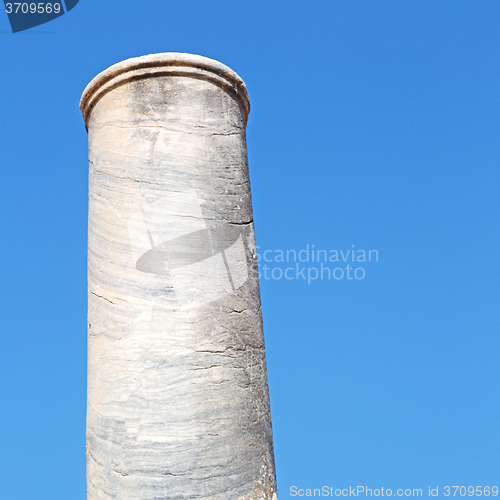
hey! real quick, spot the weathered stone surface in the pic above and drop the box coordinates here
[80,53,277,500]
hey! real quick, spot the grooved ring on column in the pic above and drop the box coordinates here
[79,52,251,130]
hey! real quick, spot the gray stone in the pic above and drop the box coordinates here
[80,53,277,500]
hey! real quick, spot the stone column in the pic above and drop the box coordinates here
[80,53,277,500]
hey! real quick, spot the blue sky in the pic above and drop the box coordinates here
[1,1,500,498]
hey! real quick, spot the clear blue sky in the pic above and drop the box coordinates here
[1,1,499,498]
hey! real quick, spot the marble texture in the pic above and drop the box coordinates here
[80,53,277,500]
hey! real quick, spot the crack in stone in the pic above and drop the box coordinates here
[90,290,116,305]
[93,168,163,186]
